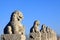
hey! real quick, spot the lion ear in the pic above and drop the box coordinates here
[13,13,16,17]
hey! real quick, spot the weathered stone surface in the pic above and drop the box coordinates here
[29,32,41,40]
[57,36,60,40]
[1,34,26,40]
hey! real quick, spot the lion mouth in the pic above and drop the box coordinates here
[17,18,20,21]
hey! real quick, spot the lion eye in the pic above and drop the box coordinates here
[19,16,22,18]
[37,24,39,26]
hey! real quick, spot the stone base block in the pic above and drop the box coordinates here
[1,34,26,40]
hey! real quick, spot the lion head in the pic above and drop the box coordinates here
[33,20,40,27]
[10,10,24,22]
[40,24,47,32]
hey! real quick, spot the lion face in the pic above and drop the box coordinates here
[11,11,24,22]
[46,27,50,32]
[34,20,40,27]
[42,24,46,31]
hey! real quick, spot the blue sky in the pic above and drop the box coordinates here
[0,0,60,35]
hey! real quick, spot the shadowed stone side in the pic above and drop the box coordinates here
[1,34,26,40]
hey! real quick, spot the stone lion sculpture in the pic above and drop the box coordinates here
[4,10,25,35]
[46,26,57,40]
[40,24,48,40]
[29,20,41,40]
[30,20,40,33]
